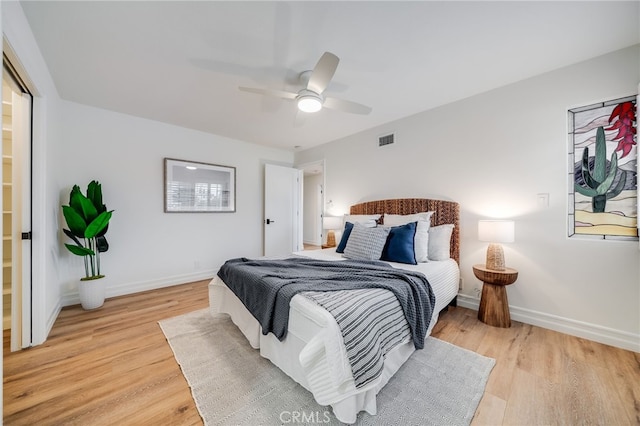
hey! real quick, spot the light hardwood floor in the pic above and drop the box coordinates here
[4,280,639,425]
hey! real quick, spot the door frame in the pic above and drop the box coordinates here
[3,41,41,348]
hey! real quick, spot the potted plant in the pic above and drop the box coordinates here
[62,180,114,310]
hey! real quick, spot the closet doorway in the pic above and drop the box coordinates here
[3,55,33,351]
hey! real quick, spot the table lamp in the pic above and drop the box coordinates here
[323,216,343,247]
[478,220,515,271]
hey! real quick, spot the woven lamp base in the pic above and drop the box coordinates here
[326,230,337,247]
[485,243,506,271]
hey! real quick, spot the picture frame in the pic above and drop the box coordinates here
[164,158,236,213]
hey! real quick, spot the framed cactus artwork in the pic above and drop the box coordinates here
[568,95,638,240]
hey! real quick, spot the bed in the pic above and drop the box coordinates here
[209,198,460,424]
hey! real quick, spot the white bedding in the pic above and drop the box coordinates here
[208,249,459,424]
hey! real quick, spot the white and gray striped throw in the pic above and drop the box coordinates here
[303,288,412,388]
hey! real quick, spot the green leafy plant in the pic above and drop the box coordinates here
[574,126,626,212]
[62,181,114,279]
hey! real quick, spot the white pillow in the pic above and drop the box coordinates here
[383,212,434,226]
[343,214,381,228]
[343,223,390,261]
[384,212,434,262]
[428,224,454,261]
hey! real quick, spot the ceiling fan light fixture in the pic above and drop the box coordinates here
[239,52,371,119]
[297,93,322,113]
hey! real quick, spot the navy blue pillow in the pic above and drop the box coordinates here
[336,222,354,253]
[381,221,418,265]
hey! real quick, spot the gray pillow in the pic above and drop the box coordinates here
[428,224,454,261]
[343,223,390,261]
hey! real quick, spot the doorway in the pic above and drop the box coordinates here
[2,56,33,351]
[299,161,325,250]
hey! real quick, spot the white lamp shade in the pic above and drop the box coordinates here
[478,220,515,243]
[323,216,343,230]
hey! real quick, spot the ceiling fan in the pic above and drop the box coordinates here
[239,52,372,116]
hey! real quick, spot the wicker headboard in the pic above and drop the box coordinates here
[350,198,460,264]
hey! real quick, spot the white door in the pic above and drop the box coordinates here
[264,164,302,257]
[16,92,32,350]
[2,65,32,351]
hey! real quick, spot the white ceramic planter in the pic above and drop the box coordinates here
[78,276,106,310]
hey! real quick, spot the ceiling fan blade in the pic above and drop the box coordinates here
[323,96,372,115]
[239,86,297,100]
[307,52,339,94]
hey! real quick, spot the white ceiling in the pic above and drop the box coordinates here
[19,1,640,151]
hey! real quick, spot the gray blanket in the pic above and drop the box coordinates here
[216,257,436,349]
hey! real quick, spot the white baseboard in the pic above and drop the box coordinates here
[61,269,217,307]
[456,294,639,353]
[43,301,62,345]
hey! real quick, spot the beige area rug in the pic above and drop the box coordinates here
[159,309,495,426]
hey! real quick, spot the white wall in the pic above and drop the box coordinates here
[57,101,293,303]
[296,45,640,351]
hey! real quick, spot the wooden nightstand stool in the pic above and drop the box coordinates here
[472,264,518,328]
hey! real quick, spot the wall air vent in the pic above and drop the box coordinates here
[378,133,395,147]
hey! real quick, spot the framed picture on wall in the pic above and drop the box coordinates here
[164,158,236,213]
